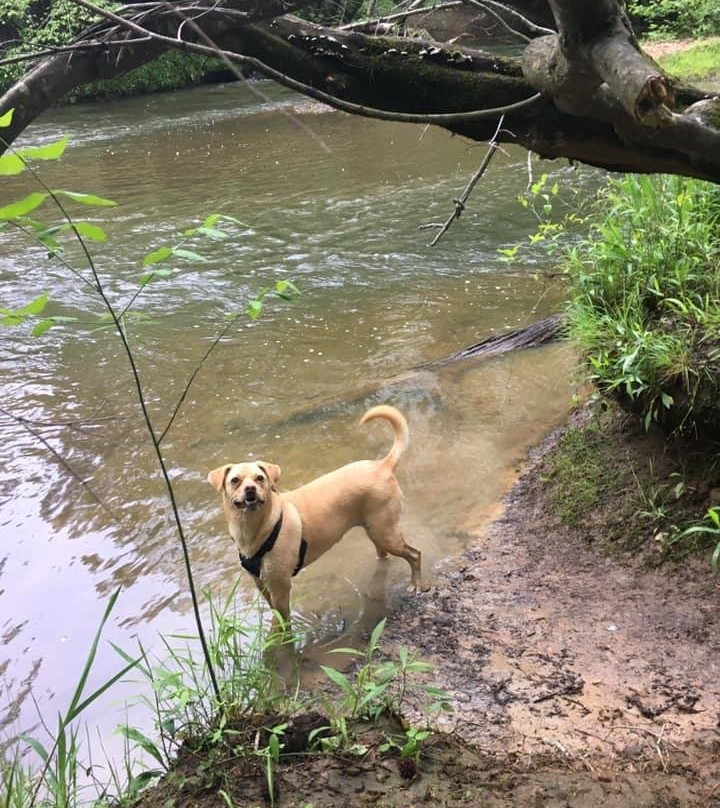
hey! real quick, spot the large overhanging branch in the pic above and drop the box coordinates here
[0,0,718,183]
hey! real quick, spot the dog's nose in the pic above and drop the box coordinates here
[245,487,257,502]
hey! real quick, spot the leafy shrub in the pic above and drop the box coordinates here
[565,174,720,436]
[0,0,224,100]
[627,0,720,40]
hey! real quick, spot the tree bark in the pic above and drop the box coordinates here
[1,0,719,184]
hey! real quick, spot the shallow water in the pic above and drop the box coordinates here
[0,80,599,747]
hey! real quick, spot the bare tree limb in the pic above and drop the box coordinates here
[0,0,718,183]
[427,115,505,246]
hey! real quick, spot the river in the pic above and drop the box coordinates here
[0,80,599,755]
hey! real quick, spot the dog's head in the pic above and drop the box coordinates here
[208,461,281,514]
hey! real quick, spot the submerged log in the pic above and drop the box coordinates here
[421,312,565,368]
[271,314,567,428]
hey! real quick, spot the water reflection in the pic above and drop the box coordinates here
[0,80,597,744]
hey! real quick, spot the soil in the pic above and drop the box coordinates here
[136,404,720,808]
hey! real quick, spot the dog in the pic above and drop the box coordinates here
[208,405,427,630]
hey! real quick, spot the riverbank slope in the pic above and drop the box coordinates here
[135,402,719,808]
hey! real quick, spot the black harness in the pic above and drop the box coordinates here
[238,512,308,579]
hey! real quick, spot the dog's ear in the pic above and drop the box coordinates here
[208,464,232,492]
[258,462,281,485]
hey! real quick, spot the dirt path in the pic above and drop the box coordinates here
[379,421,720,806]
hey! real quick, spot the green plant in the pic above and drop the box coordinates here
[255,721,286,808]
[564,173,720,435]
[630,459,686,523]
[378,724,431,765]
[315,619,450,759]
[114,588,298,769]
[665,506,720,571]
[0,590,140,808]
[628,0,720,39]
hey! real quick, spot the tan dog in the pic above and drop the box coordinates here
[208,405,426,630]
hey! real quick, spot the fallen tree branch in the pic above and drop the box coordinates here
[69,0,544,125]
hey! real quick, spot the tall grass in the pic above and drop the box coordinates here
[565,173,720,434]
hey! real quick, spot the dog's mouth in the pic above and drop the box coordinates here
[232,493,264,512]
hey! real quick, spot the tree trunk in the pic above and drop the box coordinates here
[1,0,718,184]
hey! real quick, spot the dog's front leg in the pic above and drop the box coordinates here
[265,576,292,635]
[252,576,274,610]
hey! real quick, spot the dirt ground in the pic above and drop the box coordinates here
[138,406,720,808]
[377,409,720,807]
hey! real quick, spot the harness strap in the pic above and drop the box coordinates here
[239,513,283,578]
[238,512,307,578]
[293,539,308,577]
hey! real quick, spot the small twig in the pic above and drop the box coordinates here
[462,0,530,43]
[158,311,243,443]
[339,1,462,32]
[427,115,504,247]
[463,0,555,36]
[0,38,152,67]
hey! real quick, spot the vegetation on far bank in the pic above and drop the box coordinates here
[650,37,720,83]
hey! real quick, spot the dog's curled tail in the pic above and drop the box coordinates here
[360,405,409,470]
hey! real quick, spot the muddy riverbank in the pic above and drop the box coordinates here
[136,403,720,807]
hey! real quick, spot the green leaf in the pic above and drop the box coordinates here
[368,617,386,652]
[0,192,48,220]
[246,300,263,320]
[54,190,117,207]
[73,222,107,242]
[18,292,49,315]
[275,279,300,298]
[0,108,13,127]
[21,136,69,161]
[196,226,228,239]
[142,246,173,266]
[117,726,166,768]
[320,665,355,698]
[140,268,173,285]
[20,735,50,763]
[31,318,54,337]
[172,248,208,262]
[0,152,25,176]
[711,542,720,574]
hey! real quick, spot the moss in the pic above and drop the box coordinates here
[541,403,720,563]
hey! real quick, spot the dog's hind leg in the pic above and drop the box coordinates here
[365,518,428,592]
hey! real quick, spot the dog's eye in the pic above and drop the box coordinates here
[255,474,265,483]
[230,476,240,486]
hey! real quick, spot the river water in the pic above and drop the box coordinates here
[0,81,599,750]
